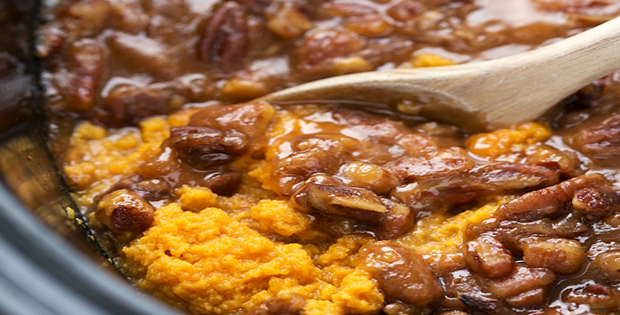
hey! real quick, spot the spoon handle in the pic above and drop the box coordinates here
[388,16,620,128]
[259,17,620,130]
[451,16,620,128]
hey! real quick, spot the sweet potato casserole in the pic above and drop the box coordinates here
[38,0,620,314]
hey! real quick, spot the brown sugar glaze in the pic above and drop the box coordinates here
[38,0,620,314]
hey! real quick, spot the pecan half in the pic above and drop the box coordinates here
[197,2,249,73]
[359,241,443,306]
[170,126,249,170]
[292,180,387,222]
[96,189,154,233]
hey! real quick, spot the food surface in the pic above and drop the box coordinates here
[38,0,620,314]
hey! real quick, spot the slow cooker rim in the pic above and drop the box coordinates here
[0,179,182,315]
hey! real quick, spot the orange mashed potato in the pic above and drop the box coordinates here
[63,108,554,315]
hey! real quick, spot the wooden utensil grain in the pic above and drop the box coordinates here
[258,17,620,130]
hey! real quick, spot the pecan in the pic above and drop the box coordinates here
[65,0,112,37]
[520,236,585,274]
[170,126,249,170]
[106,32,180,80]
[103,84,185,127]
[266,2,313,39]
[96,189,155,233]
[188,103,276,139]
[66,39,105,112]
[482,266,556,299]
[296,30,364,74]
[387,1,425,21]
[593,251,620,282]
[391,162,559,212]
[384,147,475,182]
[505,288,545,307]
[572,187,620,218]
[268,135,359,195]
[496,174,610,221]
[197,2,249,74]
[464,234,515,279]
[292,182,387,222]
[375,199,415,240]
[572,113,620,166]
[563,283,620,309]
[337,161,401,194]
[201,171,243,196]
[344,15,393,37]
[359,241,443,306]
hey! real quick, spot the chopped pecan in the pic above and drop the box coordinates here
[525,145,583,176]
[106,32,179,80]
[572,113,620,166]
[292,181,387,222]
[66,39,105,112]
[470,213,590,249]
[266,2,313,39]
[520,236,585,274]
[572,187,620,218]
[392,163,559,212]
[505,288,545,307]
[268,135,359,195]
[132,179,172,201]
[384,147,475,182]
[96,189,155,233]
[170,126,249,170]
[344,15,393,37]
[496,174,610,221]
[375,199,415,240]
[197,2,249,73]
[65,0,112,37]
[387,1,425,21]
[359,241,443,306]
[482,266,556,299]
[109,0,148,34]
[296,30,365,74]
[464,234,515,279]
[563,283,620,309]
[593,251,620,282]
[382,302,419,315]
[337,161,401,194]
[103,84,186,127]
[188,103,276,139]
[200,171,243,196]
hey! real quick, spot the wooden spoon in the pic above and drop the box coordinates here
[258,17,620,131]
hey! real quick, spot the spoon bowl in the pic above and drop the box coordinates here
[258,17,620,131]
